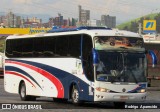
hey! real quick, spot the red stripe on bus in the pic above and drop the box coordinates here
[5,71,36,88]
[6,60,64,98]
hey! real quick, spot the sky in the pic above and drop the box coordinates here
[1,0,160,24]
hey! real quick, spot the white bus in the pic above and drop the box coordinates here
[4,27,157,107]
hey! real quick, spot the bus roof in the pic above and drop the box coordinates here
[47,26,112,33]
[6,26,141,39]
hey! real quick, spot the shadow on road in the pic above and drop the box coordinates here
[35,98,115,109]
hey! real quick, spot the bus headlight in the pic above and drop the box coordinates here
[137,89,146,93]
[96,87,110,92]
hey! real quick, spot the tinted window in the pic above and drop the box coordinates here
[6,34,83,58]
[6,40,13,57]
[12,39,22,57]
[44,37,56,57]
[22,38,33,57]
[33,38,44,57]
[56,36,68,56]
[68,35,81,58]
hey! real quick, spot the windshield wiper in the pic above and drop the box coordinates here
[128,68,138,83]
[119,47,128,49]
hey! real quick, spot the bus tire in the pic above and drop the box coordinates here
[19,82,36,101]
[71,86,82,105]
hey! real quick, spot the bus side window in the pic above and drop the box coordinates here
[44,37,56,57]
[12,39,22,57]
[22,38,33,57]
[33,38,44,57]
[56,36,68,57]
[6,40,13,57]
[68,35,81,58]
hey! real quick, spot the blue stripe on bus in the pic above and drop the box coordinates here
[5,66,43,90]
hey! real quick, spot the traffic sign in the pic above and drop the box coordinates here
[143,20,156,33]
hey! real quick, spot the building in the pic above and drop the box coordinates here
[15,16,21,28]
[27,17,42,23]
[78,5,90,26]
[0,16,5,27]
[101,15,116,28]
[47,14,77,28]
[2,11,22,28]
[21,17,42,28]
[87,19,101,26]
[54,13,64,26]
[23,22,40,28]
[48,17,54,28]
[68,18,77,26]
[1,11,44,28]
[48,14,64,27]
[4,11,16,27]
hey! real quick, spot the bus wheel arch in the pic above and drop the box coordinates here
[19,80,36,101]
[69,83,75,100]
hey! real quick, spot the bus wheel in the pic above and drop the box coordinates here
[71,86,82,105]
[19,82,27,101]
[19,82,36,101]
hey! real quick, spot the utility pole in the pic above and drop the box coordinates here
[138,22,142,35]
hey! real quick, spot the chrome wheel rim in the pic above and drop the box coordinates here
[21,85,25,98]
[72,89,79,103]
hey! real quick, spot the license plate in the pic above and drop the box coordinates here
[120,96,129,100]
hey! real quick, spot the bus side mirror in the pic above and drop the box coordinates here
[148,50,157,68]
[92,48,99,65]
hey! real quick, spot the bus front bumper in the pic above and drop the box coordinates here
[94,92,147,102]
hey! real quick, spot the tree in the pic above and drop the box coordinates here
[154,13,160,33]
[130,21,138,33]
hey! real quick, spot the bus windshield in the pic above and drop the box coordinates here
[96,51,147,83]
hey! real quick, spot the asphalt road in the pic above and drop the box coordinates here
[0,78,160,112]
